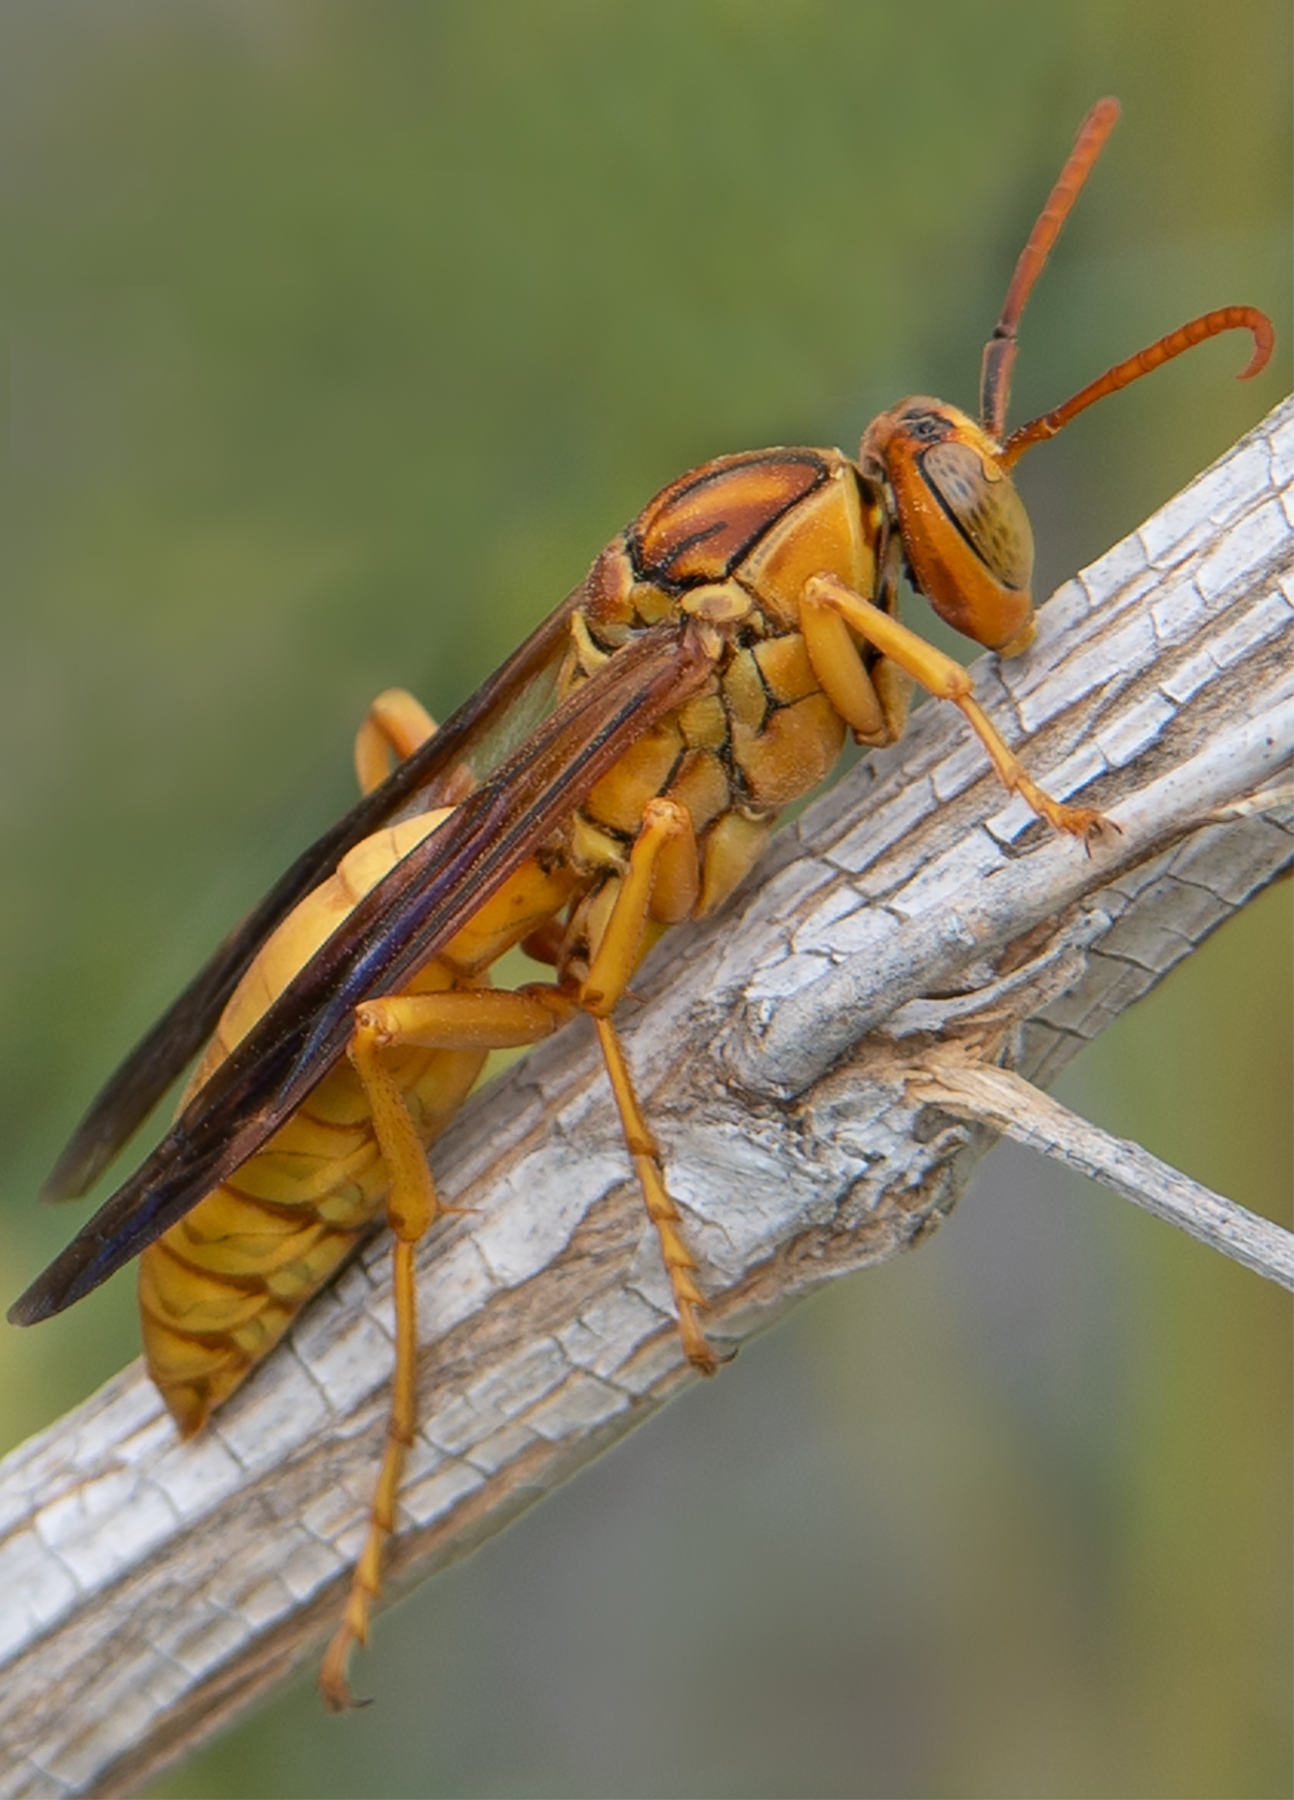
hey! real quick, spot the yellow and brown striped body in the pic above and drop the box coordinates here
[140,809,576,1435]
[139,445,890,1436]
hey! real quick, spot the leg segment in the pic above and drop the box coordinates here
[802,572,1107,839]
[594,1013,718,1374]
[319,1009,439,1711]
[800,591,907,747]
[318,983,577,1710]
[353,687,438,795]
[575,799,720,1373]
[580,798,696,1015]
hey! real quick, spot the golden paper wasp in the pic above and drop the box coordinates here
[8,98,1273,1708]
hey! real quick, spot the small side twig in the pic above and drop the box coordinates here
[908,1053,1294,1291]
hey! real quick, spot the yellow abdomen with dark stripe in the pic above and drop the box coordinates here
[139,810,573,1436]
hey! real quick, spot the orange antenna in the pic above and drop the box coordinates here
[1000,307,1273,469]
[980,97,1122,442]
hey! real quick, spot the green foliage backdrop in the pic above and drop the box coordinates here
[0,3,1289,1794]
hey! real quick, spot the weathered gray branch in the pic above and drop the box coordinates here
[1,399,1291,1799]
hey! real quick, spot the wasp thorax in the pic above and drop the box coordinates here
[860,398,1036,654]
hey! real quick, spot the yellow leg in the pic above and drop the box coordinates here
[319,1011,439,1711]
[365,824,720,1378]
[575,799,720,1373]
[594,1013,719,1375]
[800,590,900,747]
[803,572,1108,840]
[353,687,438,796]
[317,983,576,1710]
[580,798,695,1015]
[344,844,719,1379]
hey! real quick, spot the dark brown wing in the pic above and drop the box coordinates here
[11,619,716,1325]
[41,581,592,1203]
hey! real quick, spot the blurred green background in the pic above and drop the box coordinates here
[1,3,1289,1795]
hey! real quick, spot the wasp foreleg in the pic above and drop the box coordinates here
[803,572,1108,841]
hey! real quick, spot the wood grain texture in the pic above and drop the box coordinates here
[1,398,1290,1799]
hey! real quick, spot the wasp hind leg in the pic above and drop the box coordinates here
[317,1010,442,1712]
[316,982,579,1710]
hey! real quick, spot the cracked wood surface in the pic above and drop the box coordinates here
[1,398,1291,1798]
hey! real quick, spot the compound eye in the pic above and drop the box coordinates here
[921,440,1034,593]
